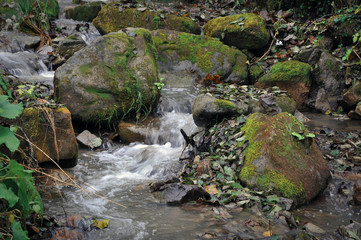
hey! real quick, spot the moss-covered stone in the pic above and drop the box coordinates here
[54,28,160,125]
[343,81,361,107]
[239,112,330,206]
[92,5,200,35]
[249,64,264,83]
[65,1,102,22]
[203,13,269,50]
[152,29,248,84]
[256,60,312,109]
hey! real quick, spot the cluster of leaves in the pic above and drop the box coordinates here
[0,160,43,240]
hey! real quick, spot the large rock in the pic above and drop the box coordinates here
[312,52,344,112]
[152,29,249,86]
[54,34,87,60]
[65,1,103,22]
[239,112,330,206]
[5,107,78,167]
[54,28,160,124]
[255,60,312,109]
[93,6,200,35]
[192,93,247,127]
[203,13,269,50]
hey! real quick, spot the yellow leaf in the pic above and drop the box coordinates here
[355,7,361,15]
[9,214,14,224]
[93,219,110,229]
[204,184,218,195]
[262,230,272,237]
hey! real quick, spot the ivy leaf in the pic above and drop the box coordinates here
[0,126,20,152]
[11,221,29,240]
[0,183,19,207]
[0,95,23,119]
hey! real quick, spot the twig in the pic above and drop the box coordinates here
[256,30,277,63]
[353,49,361,62]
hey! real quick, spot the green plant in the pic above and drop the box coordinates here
[0,71,12,98]
[0,93,42,239]
[154,77,164,91]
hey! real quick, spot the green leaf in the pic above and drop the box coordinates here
[0,183,19,207]
[11,221,29,240]
[0,95,23,119]
[0,126,20,152]
[291,131,305,140]
[230,182,243,189]
[306,133,315,138]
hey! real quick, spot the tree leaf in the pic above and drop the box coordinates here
[11,221,29,240]
[0,95,23,119]
[0,126,20,152]
[204,184,218,195]
[0,183,19,207]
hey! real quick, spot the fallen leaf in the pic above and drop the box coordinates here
[93,219,110,229]
[204,184,218,195]
[263,230,273,237]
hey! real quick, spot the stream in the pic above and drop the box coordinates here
[2,2,361,238]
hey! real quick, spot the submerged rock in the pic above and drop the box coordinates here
[54,28,159,124]
[93,6,200,35]
[255,60,312,109]
[203,13,269,50]
[153,183,209,205]
[152,29,249,86]
[239,112,330,206]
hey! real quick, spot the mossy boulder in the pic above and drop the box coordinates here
[239,112,330,206]
[192,93,247,127]
[65,1,103,22]
[203,13,269,50]
[54,28,160,124]
[152,29,249,86]
[3,107,78,167]
[255,60,312,109]
[92,5,200,35]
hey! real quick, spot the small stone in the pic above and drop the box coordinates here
[303,222,326,234]
[77,130,102,149]
[339,144,352,150]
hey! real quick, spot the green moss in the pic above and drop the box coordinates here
[85,87,113,100]
[79,62,98,75]
[249,64,264,82]
[258,170,305,199]
[275,96,297,114]
[258,60,311,84]
[215,99,237,110]
[70,2,102,22]
[203,13,269,50]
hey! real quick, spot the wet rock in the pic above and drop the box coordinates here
[353,180,361,205]
[65,1,103,22]
[293,46,322,65]
[153,183,209,204]
[192,93,247,127]
[4,107,78,167]
[0,31,41,52]
[343,81,361,108]
[337,220,361,239]
[348,110,361,120]
[76,130,102,149]
[152,29,249,86]
[239,112,330,206]
[117,122,147,144]
[93,6,200,35]
[203,13,270,50]
[255,60,312,109]
[54,35,87,60]
[52,227,86,240]
[54,28,159,124]
[312,52,344,112]
[303,222,326,234]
